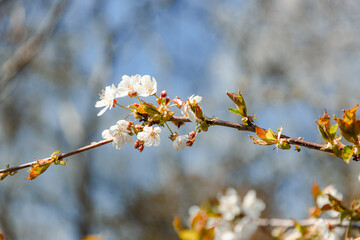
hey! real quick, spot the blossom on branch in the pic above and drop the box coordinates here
[137,75,157,97]
[117,74,141,97]
[218,188,241,221]
[102,120,134,149]
[172,134,188,151]
[181,95,202,122]
[315,219,344,240]
[316,185,343,218]
[95,84,121,116]
[137,126,161,147]
[242,190,266,218]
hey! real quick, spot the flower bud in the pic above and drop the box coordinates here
[138,144,144,152]
[188,131,196,139]
[186,138,195,147]
[160,90,167,99]
[112,99,118,107]
[165,97,170,105]
[173,98,183,107]
[134,140,140,149]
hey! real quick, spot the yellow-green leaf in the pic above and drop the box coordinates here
[342,145,354,163]
[329,123,338,138]
[226,91,247,117]
[228,108,243,117]
[141,102,160,115]
[27,162,53,180]
[266,128,277,142]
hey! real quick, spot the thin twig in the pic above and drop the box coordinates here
[0,139,112,174]
[256,217,360,229]
[0,116,335,175]
[171,116,331,153]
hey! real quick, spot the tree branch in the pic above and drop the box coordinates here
[256,217,360,229]
[0,116,334,175]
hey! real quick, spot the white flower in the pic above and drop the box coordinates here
[102,120,134,149]
[173,97,183,107]
[137,126,161,147]
[137,75,157,97]
[234,217,258,240]
[117,75,142,97]
[180,95,202,122]
[172,135,188,151]
[218,188,241,221]
[188,205,200,223]
[317,185,343,218]
[279,228,302,240]
[242,190,265,218]
[95,84,120,116]
[189,95,202,104]
[214,220,236,240]
[315,219,344,240]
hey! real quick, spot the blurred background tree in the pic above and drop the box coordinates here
[0,0,360,239]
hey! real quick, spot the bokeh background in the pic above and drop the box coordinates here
[1,0,360,239]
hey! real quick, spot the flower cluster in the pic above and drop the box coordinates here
[316,185,343,218]
[174,188,266,240]
[96,74,207,152]
[273,218,345,240]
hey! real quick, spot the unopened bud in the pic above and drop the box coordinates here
[186,139,195,147]
[188,131,196,139]
[138,144,144,152]
[173,98,183,107]
[134,140,140,149]
[165,97,170,105]
[128,92,138,98]
[112,99,118,107]
[160,90,167,99]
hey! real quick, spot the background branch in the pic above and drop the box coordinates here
[256,218,360,229]
[0,0,69,92]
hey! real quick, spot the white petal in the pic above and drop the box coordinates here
[187,109,197,122]
[97,106,109,116]
[102,129,112,139]
[125,134,134,145]
[153,126,161,134]
[153,135,160,146]
[95,100,107,108]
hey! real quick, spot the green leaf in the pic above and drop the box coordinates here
[293,220,307,236]
[228,108,243,117]
[266,129,277,142]
[279,142,291,150]
[342,145,354,163]
[141,102,160,115]
[226,91,247,117]
[318,125,330,142]
[340,211,350,223]
[236,91,247,117]
[329,124,338,138]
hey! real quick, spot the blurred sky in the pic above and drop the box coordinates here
[1,0,360,239]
